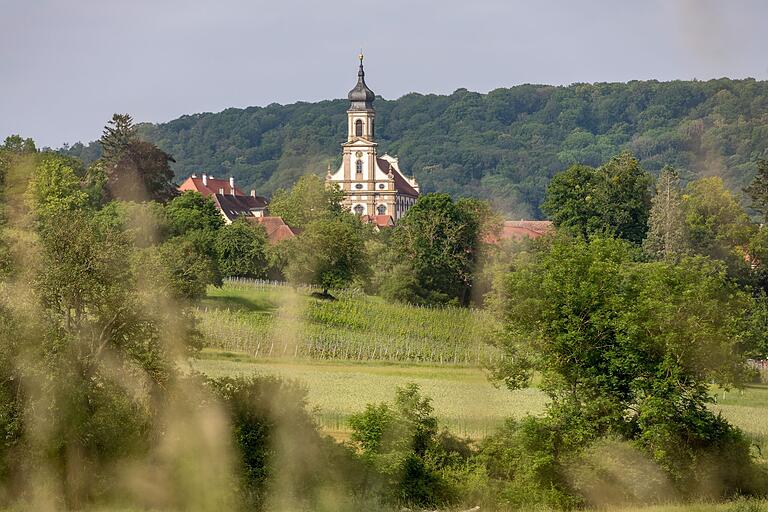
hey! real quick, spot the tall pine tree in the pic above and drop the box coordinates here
[99,113,137,162]
[643,167,688,261]
[745,158,768,223]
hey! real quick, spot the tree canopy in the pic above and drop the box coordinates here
[542,152,652,243]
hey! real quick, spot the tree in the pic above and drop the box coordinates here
[683,177,755,279]
[99,113,137,161]
[493,236,763,488]
[215,218,269,279]
[25,153,88,220]
[643,167,689,261]
[166,191,224,235]
[744,158,768,223]
[381,194,484,305]
[542,164,601,240]
[542,153,652,244]
[285,214,369,296]
[102,140,178,203]
[1,135,36,154]
[268,174,344,229]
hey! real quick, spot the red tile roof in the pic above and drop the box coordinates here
[361,214,395,228]
[376,158,419,198]
[179,175,245,197]
[247,216,299,244]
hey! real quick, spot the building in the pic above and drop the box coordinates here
[326,55,420,223]
[246,216,300,244]
[178,174,268,223]
[177,174,297,244]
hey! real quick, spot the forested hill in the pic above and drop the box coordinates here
[63,78,768,218]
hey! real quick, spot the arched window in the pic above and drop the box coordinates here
[377,204,386,215]
[355,119,363,137]
[356,160,363,173]
[371,119,375,138]
[353,204,364,216]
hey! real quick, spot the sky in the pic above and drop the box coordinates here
[2,0,767,148]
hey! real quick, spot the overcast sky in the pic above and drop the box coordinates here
[2,0,767,148]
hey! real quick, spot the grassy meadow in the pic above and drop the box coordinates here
[194,281,768,458]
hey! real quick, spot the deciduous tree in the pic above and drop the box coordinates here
[216,218,269,279]
[268,174,344,229]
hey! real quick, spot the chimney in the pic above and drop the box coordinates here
[191,173,197,178]
[250,190,256,197]
[202,173,208,186]
[229,176,235,195]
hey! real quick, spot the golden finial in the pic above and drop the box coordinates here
[359,50,364,64]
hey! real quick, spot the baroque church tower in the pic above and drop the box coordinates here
[326,55,419,224]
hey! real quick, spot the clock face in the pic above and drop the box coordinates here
[355,151,363,158]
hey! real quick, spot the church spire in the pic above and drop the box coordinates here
[348,52,375,111]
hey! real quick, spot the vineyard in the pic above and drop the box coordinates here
[196,280,503,366]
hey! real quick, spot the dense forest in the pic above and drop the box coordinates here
[63,78,768,218]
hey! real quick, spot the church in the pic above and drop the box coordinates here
[326,55,420,225]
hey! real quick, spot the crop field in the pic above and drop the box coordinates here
[196,280,502,366]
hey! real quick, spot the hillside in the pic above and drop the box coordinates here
[63,78,768,217]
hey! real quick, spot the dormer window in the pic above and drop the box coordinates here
[356,160,363,173]
[355,119,363,137]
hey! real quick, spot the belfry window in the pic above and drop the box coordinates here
[353,204,364,216]
[377,204,386,215]
[355,119,363,137]
[356,160,363,173]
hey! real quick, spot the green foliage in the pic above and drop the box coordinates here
[166,190,225,235]
[493,235,766,492]
[477,417,580,509]
[204,374,342,510]
[348,383,470,507]
[25,153,89,219]
[61,78,768,216]
[543,152,652,243]
[99,113,137,162]
[215,218,269,279]
[156,236,220,302]
[749,228,768,297]
[379,193,484,306]
[683,177,755,279]
[644,166,689,260]
[102,140,178,203]
[267,174,344,229]
[1,135,36,154]
[745,159,768,223]
[285,213,370,293]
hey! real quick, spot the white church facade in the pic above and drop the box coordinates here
[326,55,420,223]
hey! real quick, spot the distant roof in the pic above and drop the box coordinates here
[247,216,299,244]
[179,175,245,197]
[213,193,268,222]
[376,158,419,197]
[361,214,395,228]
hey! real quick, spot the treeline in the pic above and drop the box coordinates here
[61,78,768,217]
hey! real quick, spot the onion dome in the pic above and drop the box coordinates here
[348,53,375,110]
